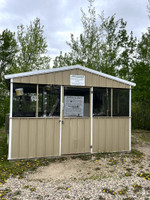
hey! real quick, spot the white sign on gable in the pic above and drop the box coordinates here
[70,75,85,86]
[64,96,84,117]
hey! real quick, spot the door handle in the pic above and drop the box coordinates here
[59,120,64,124]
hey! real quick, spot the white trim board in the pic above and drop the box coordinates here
[90,87,93,153]
[59,86,63,156]
[5,65,136,87]
[129,86,131,151]
[8,79,13,160]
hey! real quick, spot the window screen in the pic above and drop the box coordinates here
[38,85,60,117]
[64,87,90,117]
[13,83,36,117]
[93,87,111,116]
[113,89,129,116]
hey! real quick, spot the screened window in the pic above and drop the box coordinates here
[93,88,111,116]
[13,83,36,117]
[38,85,60,117]
[113,89,129,116]
[64,87,90,117]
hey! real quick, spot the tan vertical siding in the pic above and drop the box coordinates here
[11,118,60,159]
[30,75,38,83]
[54,119,60,155]
[13,69,130,88]
[105,119,112,151]
[61,118,91,154]
[11,117,129,159]
[62,71,70,85]
[61,119,70,154]
[28,119,37,158]
[11,119,20,158]
[112,118,119,151]
[19,119,28,158]
[69,119,77,153]
[77,119,85,153]
[37,119,45,157]
[93,117,129,153]
[85,119,91,152]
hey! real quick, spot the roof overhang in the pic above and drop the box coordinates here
[4,65,136,87]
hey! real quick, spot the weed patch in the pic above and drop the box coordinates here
[102,187,116,195]
[94,167,100,171]
[132,183,142,193]
[118,186,128,195]
[107,159,118,166]
[14,190,21,196]
[137,171,150,180]
[0,188,11,198]
[130,149,144,158]
[125,172,132,176]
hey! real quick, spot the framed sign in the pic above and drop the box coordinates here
[70,75,85,86]
[64,96,84,117]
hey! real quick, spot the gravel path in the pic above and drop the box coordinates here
[1,149,150,200]
[2,175,150,199]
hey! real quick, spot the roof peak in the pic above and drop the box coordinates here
[4,65,136,86]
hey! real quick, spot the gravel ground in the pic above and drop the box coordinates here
[1,146,150,200]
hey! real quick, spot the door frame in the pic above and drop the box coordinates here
[59,85,93,156]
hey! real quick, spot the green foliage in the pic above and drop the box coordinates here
[54,0,136,79]
[54,0,149,130]
[17,17,51,72]
[0,29,18,81]
[0,128,8,158]
[132,28,150,102]
[132,102,150,130]
[0,18,51,127]
[132,28,150,130]
[0,29,18,126]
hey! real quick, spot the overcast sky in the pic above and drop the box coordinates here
[0,0,149,65]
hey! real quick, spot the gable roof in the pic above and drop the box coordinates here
[4,65,136,86]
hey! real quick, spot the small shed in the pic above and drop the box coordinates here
[5,65,136,160]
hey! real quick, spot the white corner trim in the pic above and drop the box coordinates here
[59,86,63,156]
[8,79,13,160]
[4,65,136,87]
[90,87,93,153]
[129,86,131,151]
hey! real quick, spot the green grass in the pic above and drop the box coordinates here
[0,128,8,159]
[132,130,150,144]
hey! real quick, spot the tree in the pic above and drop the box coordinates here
[0,29,18,126]
[17,18,51,72]
[54,0,101,70]
[0,18,51,127]
[0,29,18,82]
[54,0,136,79]
[132,28,150,129]
[132,28,150,104]
[117,31,137,80]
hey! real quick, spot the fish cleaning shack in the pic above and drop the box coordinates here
[5,65,136,160]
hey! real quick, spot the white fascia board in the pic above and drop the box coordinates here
[4,65,136,87]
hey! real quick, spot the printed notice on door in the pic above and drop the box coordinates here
[70,75,85,86]
[64,96,84,117]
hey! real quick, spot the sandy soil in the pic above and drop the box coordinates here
[27,158,110,182]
